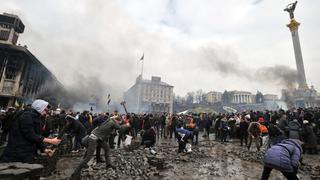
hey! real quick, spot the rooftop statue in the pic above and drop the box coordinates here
[284,1,298,19]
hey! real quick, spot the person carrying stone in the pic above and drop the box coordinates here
[69,115,120,180]
[58,115,86,153]
[247,121,262,151]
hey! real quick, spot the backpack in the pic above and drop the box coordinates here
[3,109,26,132]
[260,124,268,134]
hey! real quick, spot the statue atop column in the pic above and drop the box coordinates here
[284,1,298,19]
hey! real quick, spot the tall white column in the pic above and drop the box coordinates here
[287,19,308,89]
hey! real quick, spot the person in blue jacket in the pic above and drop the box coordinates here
[261,139,303,180]
[175,122,193,153]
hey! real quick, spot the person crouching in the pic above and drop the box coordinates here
[261,139,303,180]
[175,122,193,153]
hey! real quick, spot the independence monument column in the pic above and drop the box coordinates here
[284,1,308,89]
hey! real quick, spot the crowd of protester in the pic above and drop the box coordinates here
[0,99,319,179]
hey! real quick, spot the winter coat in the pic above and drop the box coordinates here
[288,121,301,140]
[220,118,229,131]
[302,124,317,146]
[278,115,288,133]
[88,115,108,133]
[142,127,156,145]
[239,120,249,135]
[263,139,302,173]
[176,127,193,136]
[268,124,283,138]
[59,118,86,139]
[91,118,120,141]
[248,122,261,137]
[0,108,45,163]
[79,114,91,130]
[58,113,67,128]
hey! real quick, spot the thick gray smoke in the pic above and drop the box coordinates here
[200,47,298,88]
[17,1,142,111]
[36,73,125,112]
[255,65,298,88]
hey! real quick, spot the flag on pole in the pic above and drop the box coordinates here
[140,53,144,61]
[107,94,111,105]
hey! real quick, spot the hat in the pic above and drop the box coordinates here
[31,99,49,114]
[258,117,264,123]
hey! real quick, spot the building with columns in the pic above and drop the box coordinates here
[124,75,174,113]
[206,91,222,104]
[222,90,254,104]
[231,91,253,104]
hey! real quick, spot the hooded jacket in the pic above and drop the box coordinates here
[263,139,302,173]
[91,118,120,141]
[288,120,301,140]
[0,108,45,163]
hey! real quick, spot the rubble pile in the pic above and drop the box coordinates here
[80,148,167,180]
[45,139,320,180]
[300,164,320,180]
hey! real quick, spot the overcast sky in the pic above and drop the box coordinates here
[1,0,319,99]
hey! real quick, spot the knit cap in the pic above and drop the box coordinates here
[31,99,49,114]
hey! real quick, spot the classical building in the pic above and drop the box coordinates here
[0,13,62,107]
[124,75,174,113]
[222,90,254,104]
[231,91,253,104]
[206,91,222,104]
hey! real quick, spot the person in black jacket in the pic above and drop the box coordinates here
[239,116,249,146]
[59,115,86,153]
[91,113,108,162]
[0,107,16,145]
[58,109,67,132]
[0,99,61,163]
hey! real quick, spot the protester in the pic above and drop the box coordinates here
[175,122,193,153]
[239,115,249,146]
[0,99,61,163]
[247,121,261,151]
[59,115,86,153]
[70,115,120,180]
[261,139,303,180]
[301,120,318,154]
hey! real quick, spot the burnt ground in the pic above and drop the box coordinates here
[45,133,320,180]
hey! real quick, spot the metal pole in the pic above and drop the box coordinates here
[141,57,144,79]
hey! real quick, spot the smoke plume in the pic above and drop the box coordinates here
[199,46,298,89]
